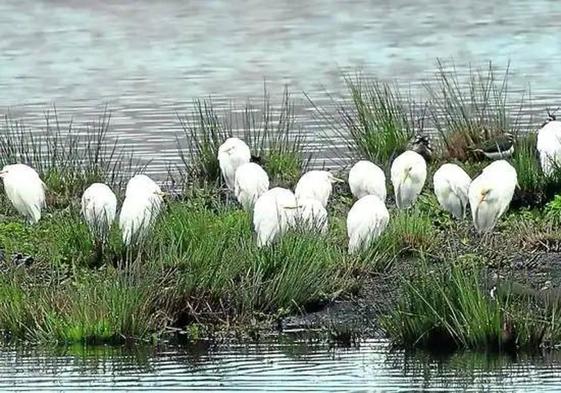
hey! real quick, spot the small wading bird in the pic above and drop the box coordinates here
[433,163,472,219]
[471,132,515,160]
[408,134,433,162]
[234,162,270,211]
[81,183,117,240]
[468,160,517,233]
[119,174,165,246]
[390,150,427,209]
[348,160,387,201]
[347,195,390,254]
[218,137,251,190]
[294,197,328,234]
[294,170,344,208]
[0,164,46,224]
[537,112,561,176]
[253,187,298,247]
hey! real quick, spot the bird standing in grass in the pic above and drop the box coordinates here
[0,164,46,224]
[347,195,389,254]
[218,137,251,190]
[408,134,433,162]
[294,170,344,208]
[537,116,561,176]
[119,174,164,246]
[348,160,386,201]
[294,197,328,234]
[468,160,517,233]
[81,183,117,240]
[234,162,269,211]
[253,187,298,247]
[390,150,427,209]
[433,163,472,219]
[471,132,515,160]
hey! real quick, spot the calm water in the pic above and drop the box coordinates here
[1,0,561,173]
[2,337,561,391]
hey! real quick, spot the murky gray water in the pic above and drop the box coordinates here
[1,0,561,174]
[2,338,561,391]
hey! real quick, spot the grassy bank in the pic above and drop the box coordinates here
[1,66,561,352]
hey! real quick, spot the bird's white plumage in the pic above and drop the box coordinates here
[348,160,387,201]
[433,163,471,219]
[253,187,298,247]
[295,197,328,234]
[347,195,390,254]
[218,137,251,190]
[390,151,427,209]
[468,160,517,233]
[81,183,117,239]
[234,162,269,211]
[0,164,46,224]
[119,174,164,245]
[294,170,340,208]
[537,120,561,176]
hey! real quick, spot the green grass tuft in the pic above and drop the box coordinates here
[426,60,524,161]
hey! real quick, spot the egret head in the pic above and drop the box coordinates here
[479,188,490,203]
[0,165,14,178]
[326,172,345,184]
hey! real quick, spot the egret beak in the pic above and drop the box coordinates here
[332,176,345,183]
[283,205,302,210]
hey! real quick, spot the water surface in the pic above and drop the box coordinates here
[0,0,560,173]
[2,337,561,391]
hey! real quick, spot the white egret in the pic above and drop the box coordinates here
[119,174,164,246]
[294,170,343,208]
[433,163,472,219]
[347,195,390,254]
[0,164,46,224]
[218,137,251,190]
[81,183,117,240]
[234,162,269,211]
[253,187,298,247]
[468,160,517,233]
[537,118,561,176]
[295,197,328,234]
[390,150,427,209]
[348,160,386,201]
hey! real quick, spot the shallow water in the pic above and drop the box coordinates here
[2,337,561,391]
[0,0,560,174]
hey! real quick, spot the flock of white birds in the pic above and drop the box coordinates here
[0,117,560,253]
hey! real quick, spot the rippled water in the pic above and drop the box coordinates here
[2,338,561,391]
[1,0,561,174]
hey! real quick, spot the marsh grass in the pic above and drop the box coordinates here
[0,109,133,208]
[427,60,525,161]
[149,201,348,321]
[177,87,310,188]
[356,207,435,270]
[382,260,508,350]
[310,76,424,168]
[0,265,171,344]
[382,258,561,351]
